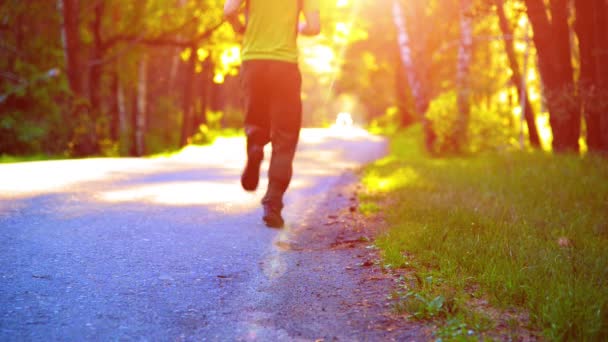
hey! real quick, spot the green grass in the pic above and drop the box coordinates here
[0,154,65,163]
[1,129,245,162]
[363,125,608,340]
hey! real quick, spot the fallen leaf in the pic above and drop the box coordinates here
[360,260,374,267]
[557,236,572,248]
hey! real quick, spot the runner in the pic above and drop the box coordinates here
[224,0,321,227]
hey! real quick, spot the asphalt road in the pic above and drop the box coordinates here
[0,128,426,341]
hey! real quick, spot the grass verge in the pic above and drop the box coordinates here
[1,129,245,163]
[0,154,64,163]
[362,125,608,340]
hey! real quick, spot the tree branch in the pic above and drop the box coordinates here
[90,20,226,67]
[101,16,202,51]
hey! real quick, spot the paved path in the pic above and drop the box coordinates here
[0,128,426,341]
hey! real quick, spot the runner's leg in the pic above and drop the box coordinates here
[262,61,302,209]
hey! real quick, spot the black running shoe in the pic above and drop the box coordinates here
[241,146,263,191]
[263,204,284,228]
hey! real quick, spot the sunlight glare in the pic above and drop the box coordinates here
[536,114,553,151]
[518,16,528,29]
[213,46,241,84]
[197,48,209,61]
[334,112,354,127]
[335,22,351,37]
[336,0,349,8]
[97,181,256,207]
[213,73,225,84]
[0,159,156,199]
[513,106,522,117]
[529,87,540,101]
[365,167,422,192]
[302,44,336,74]
[498,90,509,104]
[220,46,241,66]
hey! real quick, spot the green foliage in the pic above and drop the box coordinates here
[1,0,236,158]
[425,91,460,153]
[145,96,182,155]
[1,0,71,155]
[189,110,243,146]
[435,317,477,342]
[396,291,449,320]
[0,154,63,164]
[335,0,407,123]
[1,76,71,155]
[365,125,608,340]
[368,106,401,136]
[426,91,519,155]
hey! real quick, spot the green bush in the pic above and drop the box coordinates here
[426,91,519,155]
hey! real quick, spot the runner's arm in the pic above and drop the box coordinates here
[223,0,245,34]
[223,0,243,18]
[299,5,320,36]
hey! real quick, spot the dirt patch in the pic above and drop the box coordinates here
[261,172,433,340]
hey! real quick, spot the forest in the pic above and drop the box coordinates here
[2,1,608,339]
[1,0,607,157]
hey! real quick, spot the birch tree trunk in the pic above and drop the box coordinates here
[169,0,189,93]
[495,0,540,148]
[180,46,197,147]
[117,77,128,142]
[110,68,128,144]
[110,71,120,141]
[392,0,435,151]
[132,55,147,156]
[454,0,473,152]
[194,56,213,129]
[395,53,416,127]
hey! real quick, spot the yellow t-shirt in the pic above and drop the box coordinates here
[241,0,319,63]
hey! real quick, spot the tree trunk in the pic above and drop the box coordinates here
[596,0,608,153]
[525,0,580,152]
[453,0,473,152]
[576,0,608,154]
[194,56,213,129]
[10,13,23,75]
[110,71,120,141]
[392,0,435,151]
[169,0,189,93]
[117,76,128,142]
[58,0,83,97]
[169,49,182,93]
[495,0,541,148]
[110,68,127,145]
[60,0,101,156]
[395,52,416,127]
[89,1,104,112]
[132,55,147,156]
[180,46,197,147]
